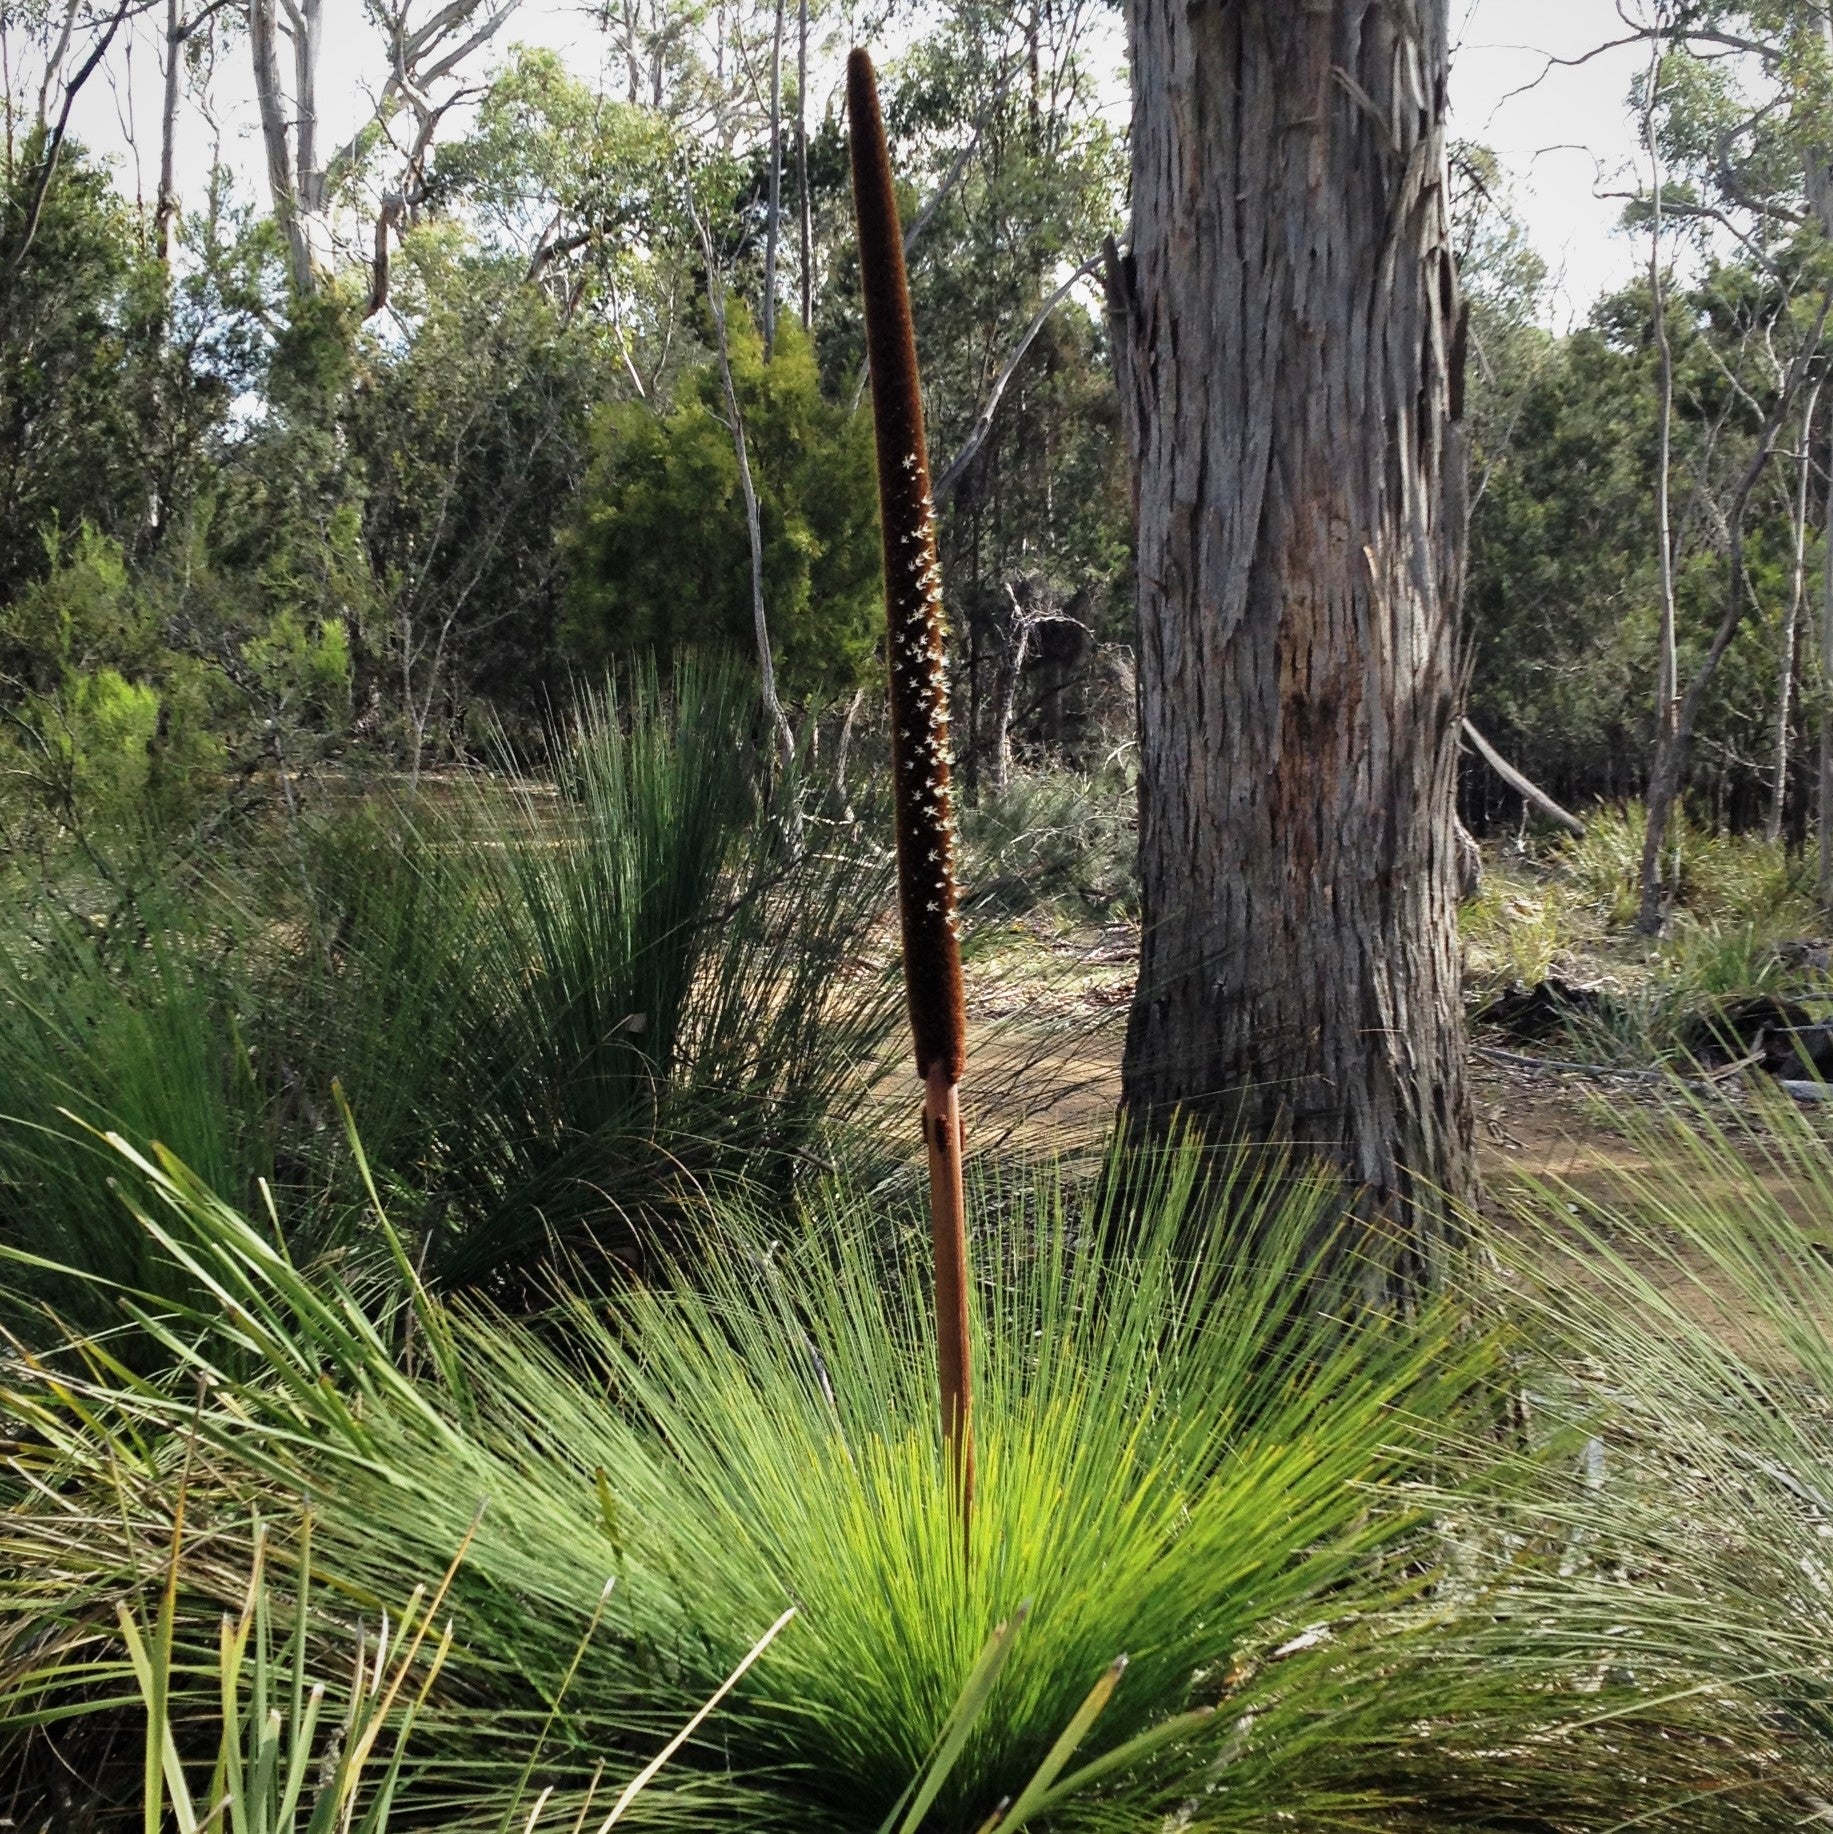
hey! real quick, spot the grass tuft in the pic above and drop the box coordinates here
[3,1129,1528,1830]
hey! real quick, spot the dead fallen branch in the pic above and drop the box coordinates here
[1461,719,1587,838]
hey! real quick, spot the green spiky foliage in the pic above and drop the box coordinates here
[0,1127,1589,1832]
[0,659,902,1337]
[1462,1087,1833,1816]
[0,880,281,1340]
[117,1507,461,1834]
[286,661,902,1287]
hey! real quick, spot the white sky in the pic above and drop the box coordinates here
[65,0,1656,331]
[1450,0,1652,328]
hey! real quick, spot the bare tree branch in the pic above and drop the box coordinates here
[931,252,1102,508]
[5,0,147,277]
[1460,718,1586,837]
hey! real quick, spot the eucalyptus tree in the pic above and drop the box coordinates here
[1597,10,1833,924]
[242,0,521,301]
[0,0,146,280]
[1113,1,1473,1257]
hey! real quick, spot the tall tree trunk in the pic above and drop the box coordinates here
[1820,392,1833,914]
[694,195,797,792]
[796,0,811,330]
[989,580,1039,797]
[761,0,786,358]
[248,0,310,292]
[832,682,864,811]
[1645,42,1680,785]
[1807,18,1833,911]
[1637,294,1833,933]
[1770,376,1822,843]
[291,0,327,277]
[154,0,181,274]
[622,0,641,103]
[1117,0,1474,1265]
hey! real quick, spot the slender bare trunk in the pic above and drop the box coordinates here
[1820,394,1833,913]
[990,587,1036,797]
[293,0,327,275]
[695,196,796,780]
[1633,37,1682,927]
[1461,718,1586,838]
[1647,44,1679,768]
[37,0,80,131]
[761,0,786,358]
[1640,293,1833,932]
[1117,0,1473,1263]
[248,0,310,291]
[1771,376,1822,842]
[367,192,403,318]
[932,254,1101,509]
[796,0,810,330]
[154,0,181,272]
[832,681,864,809]
[1817,34,1833,911]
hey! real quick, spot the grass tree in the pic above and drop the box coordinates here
[849,47,976,1526]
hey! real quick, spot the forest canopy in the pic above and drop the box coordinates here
[5,9,1827,854]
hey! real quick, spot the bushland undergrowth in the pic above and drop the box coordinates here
[0,659,903,1341]
[7,745,1833,1827]
[1463,802,1833,1061]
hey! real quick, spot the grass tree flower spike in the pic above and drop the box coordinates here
[847,45,974,1529]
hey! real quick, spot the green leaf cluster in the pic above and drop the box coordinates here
[0,525,230,836]
[564,313,881,700]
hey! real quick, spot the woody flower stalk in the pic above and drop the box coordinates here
[847,46,974,1527]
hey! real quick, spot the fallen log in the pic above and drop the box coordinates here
[1476,1044,1833,1104]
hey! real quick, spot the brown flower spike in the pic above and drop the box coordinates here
[848,46,974,1526]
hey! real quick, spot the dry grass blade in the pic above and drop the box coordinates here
[590,1605,796,1831]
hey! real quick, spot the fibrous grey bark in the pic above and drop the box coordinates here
[1116,0,1474,1263]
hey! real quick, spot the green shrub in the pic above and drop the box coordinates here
[0,884,278,1339]
[286,661,902,1285]
[959,768,1136,921]
[0,661,902,1340]
[1553,803,1817,934]
[116,1511,458,1834]
[563,315,881,699]
[15,1123,1833,1826]
[1466,1090,1833,1807]
[0,526,227,839]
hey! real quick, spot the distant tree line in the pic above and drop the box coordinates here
[13,0,1833,912]
[0,1,1131,854]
